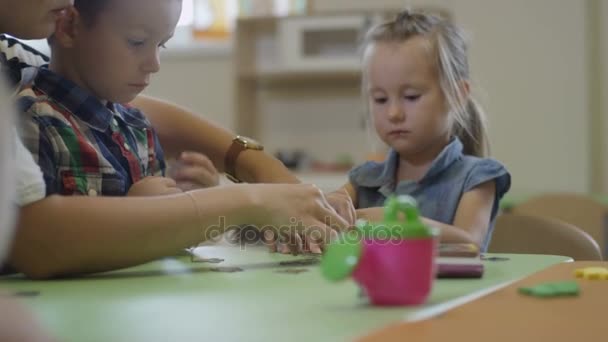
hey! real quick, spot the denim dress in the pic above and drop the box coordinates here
[349,138,511,251]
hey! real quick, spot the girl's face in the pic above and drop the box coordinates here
[0,0,73,39]
[365,37,452,159]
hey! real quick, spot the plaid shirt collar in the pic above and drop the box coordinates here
[30,66,149,131]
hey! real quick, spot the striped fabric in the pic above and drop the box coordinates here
[17,66,165,196]
[0,34,49,89]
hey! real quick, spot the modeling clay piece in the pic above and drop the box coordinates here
[192,258,225,264]
[321,195,439,306]
[574,267,608,280]
[518,281,580,297]
[279,258,319,267]
[208,267,243,273]
[275,269,309,274]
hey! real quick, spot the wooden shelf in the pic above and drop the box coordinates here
[233,11,395,139]
[239,69,361,84]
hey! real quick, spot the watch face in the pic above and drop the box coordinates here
[236,136,264,150]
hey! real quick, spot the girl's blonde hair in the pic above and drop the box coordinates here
[362,10,489,157]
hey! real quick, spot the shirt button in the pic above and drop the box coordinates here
[88,189,98,196]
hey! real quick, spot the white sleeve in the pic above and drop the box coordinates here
[15,132,46,206]
[0,81,15,261]
[0,35,49,67]
[0,37,48,262]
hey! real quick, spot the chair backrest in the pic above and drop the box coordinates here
[511,193,608,257]
[488,213,603,261]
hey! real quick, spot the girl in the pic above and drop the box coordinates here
[335,10,510,251]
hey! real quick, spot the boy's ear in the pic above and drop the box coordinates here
[53,7,82,48]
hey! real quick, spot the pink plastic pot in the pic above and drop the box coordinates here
[353,237,438,305]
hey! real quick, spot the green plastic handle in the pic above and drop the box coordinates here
[384,195,419,223]
[358,195,435,239]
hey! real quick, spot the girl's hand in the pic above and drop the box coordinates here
[169,152,220,191]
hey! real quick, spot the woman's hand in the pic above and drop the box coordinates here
[246,184,349,255]
[325,188,357,226]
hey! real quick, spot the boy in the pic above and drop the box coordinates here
[17,0,203,196]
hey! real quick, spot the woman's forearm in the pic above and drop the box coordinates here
[9,186,256,279]
[132,95,299,184]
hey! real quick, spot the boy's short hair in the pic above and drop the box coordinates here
[74,0,109,26]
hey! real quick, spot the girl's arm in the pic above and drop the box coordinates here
[356,181,497,247]
[131,95,299,184]
[9,184,348,279]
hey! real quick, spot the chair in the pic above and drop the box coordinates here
[488,213,603,261]
[511,193,608,257]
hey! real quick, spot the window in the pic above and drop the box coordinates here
[164,0,238,56]
[178,0,308,31]
[170,0,309,55]
[178,0,195,27]
[177,0,238,34]
[21,0,308,57]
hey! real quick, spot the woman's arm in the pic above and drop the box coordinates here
[9,184,348,279]
[10,188,249,279]
[355,181,497,247]
[131,95,299,184]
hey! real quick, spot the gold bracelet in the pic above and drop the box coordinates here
[184,191,203,230]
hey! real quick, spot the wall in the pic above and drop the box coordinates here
[146,0,596,195]
[144,53,235,131]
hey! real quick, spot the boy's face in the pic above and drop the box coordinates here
[0,0,73,39]
[68,0,182,104]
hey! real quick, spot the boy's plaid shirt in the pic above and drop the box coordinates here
[17,67,165,196]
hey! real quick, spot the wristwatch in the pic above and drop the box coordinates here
[224,135,264,183]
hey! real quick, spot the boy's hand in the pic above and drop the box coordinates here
[127,176,182,197]
[168,152,220,191]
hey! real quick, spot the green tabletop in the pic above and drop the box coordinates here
[0,246,570,342]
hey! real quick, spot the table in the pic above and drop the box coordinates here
[360,261,607,342]
[0,247,570,342]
